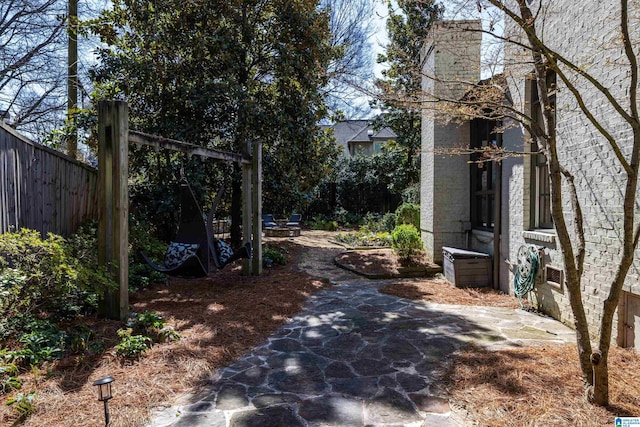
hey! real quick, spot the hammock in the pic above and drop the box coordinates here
[140,182,211,278]
[141,180,251,278]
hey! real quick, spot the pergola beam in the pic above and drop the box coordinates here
[129,130,249,164]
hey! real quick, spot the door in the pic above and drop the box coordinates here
[624,293,640,349]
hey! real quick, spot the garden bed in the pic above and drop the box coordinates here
[334,248,442,279]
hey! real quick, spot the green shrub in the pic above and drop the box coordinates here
[361,213,381,233]
[0,228,115,330]
[395,203,420,228]
[391,224,424,261]
[263,246,287,266]
[358,212,397,234]
[334,231,392,247]
[402,183,420,204]
[6,391,36,422]
[129,218,167,291]
[0,320,67,368]
[381,212,397,233]
[0,361,21,395]
[115,328,151,359]
[333,207,361,227]
[157,326,180,343]
[310,216,338,231]
[129,311,166,331]
[68,325,96,353]
[126,311,179,343]
[17,327,66,366]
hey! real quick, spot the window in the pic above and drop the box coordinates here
[530,70,555,229]
[350,142,372,156]
[470,119,500,230]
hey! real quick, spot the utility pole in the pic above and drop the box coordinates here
[67,0,78,159]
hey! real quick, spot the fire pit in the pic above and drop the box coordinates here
[264,227,300,237]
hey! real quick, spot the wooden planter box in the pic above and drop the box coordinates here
[442,246,492,288]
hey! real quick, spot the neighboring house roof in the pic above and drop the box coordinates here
[324,119,397,154]
[372,127,396,140]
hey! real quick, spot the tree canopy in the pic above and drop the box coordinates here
[374,0,442,185]
[320,0,378,118]
[92,0,340,242]
[0,0,66,135]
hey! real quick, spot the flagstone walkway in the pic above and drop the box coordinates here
[148,272,575,427]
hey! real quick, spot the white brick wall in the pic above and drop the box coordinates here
[504,0,640,343]
[421,20,481,263]
[421,4,640,345]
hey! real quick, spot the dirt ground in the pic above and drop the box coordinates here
[1,230,639,426]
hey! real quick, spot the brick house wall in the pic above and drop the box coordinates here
[421,3,640,346]
[420,20,481,263]
[505,0,640,344]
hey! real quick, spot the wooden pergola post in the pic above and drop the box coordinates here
[97,100,262,292]
[251,141,262,275]
[241,140,262,275]
[242,155,252,275]
[97,100,129,320]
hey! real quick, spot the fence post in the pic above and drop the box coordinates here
[97,101,129,319]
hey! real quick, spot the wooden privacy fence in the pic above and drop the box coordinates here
[0,121,98,236]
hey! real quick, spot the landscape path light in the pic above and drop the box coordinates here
[92,376,114,426]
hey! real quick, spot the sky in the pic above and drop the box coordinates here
[372,1,391,80]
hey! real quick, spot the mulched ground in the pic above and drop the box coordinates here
[380,277,521,308]
[441,343,640,426]
[2,239,639,426]
[335,248,440,278]
[1,241,329,427]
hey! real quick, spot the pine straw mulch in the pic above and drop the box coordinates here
[335,248,440,278]
[0,241,330,427]
[379,277,640,425]
[440,343,640,426]
[379,276,521,308]
[3,237,640,426]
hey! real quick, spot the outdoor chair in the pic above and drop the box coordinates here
[286,213,302,227]
[262,214,277,228]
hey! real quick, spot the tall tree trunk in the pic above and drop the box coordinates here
[230,3,251,249]
[547,148,594,386]
[67,0,78,159]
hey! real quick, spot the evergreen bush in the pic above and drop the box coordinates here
[381,212,397,233]
[263,246,287,266]
[395,203,420,228]
[391,224,424,261]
